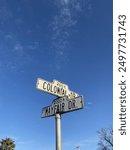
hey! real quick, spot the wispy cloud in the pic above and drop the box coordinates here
[0,1,12,25]
[84,101,93,110]
[51,0,79,49]
[87,102,93,105]
[0,33,31,73]
[49,0,93,70]
[0,1,36,73]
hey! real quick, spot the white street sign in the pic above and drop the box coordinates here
[41,96,84,118]
[36,78,79,99]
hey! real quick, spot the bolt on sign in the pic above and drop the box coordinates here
[41,96,84,118]
[36,78,79,99]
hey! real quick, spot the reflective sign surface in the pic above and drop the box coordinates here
[41,96,84,118]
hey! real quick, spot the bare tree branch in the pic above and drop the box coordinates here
[97,128,113,150]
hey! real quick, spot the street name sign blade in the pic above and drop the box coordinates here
[36,78,68,97]
[36,78,79,99]
[41,96,84,118]
[52,96,68,105]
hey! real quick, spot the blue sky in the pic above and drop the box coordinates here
[0,0,112,150]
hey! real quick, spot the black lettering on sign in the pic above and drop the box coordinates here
[62,103,65,111]
[56,103,63,113]
[68,101,72,109]
[61,88,65,95]
[54,86,57,93]
[50,84,53,93]
[45,108,48,116]
[54,104,57,114]
[51,106,54,114]
[47,83,50,91]
[68,100,76,110]
[43,82,47,90]
[48,107,51,114]
[56,104,60,113]
[59,103,63,112]
[72,100,76,108]
[57,87,61,94]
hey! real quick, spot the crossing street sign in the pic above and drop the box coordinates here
[36,78,79,99]
[52,96,68,105]
[36,77,84,150]
[41,96,84,118]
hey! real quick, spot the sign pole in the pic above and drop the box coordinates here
[55,113,62,150]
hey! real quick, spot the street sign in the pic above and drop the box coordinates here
[41,96,84,118]
[52,96,68,105]
[36,78,79,99]
[36,77,84,150]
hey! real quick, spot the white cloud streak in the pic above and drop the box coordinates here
[50,0,92,70]
[0,0,13,26]
[0,33,31,73]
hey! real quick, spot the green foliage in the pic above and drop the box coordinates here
[0,138,15,150]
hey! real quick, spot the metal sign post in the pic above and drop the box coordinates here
[55,113,62,150]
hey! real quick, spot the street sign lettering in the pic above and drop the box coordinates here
[41,96,84,118]
[36,78,79,99]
